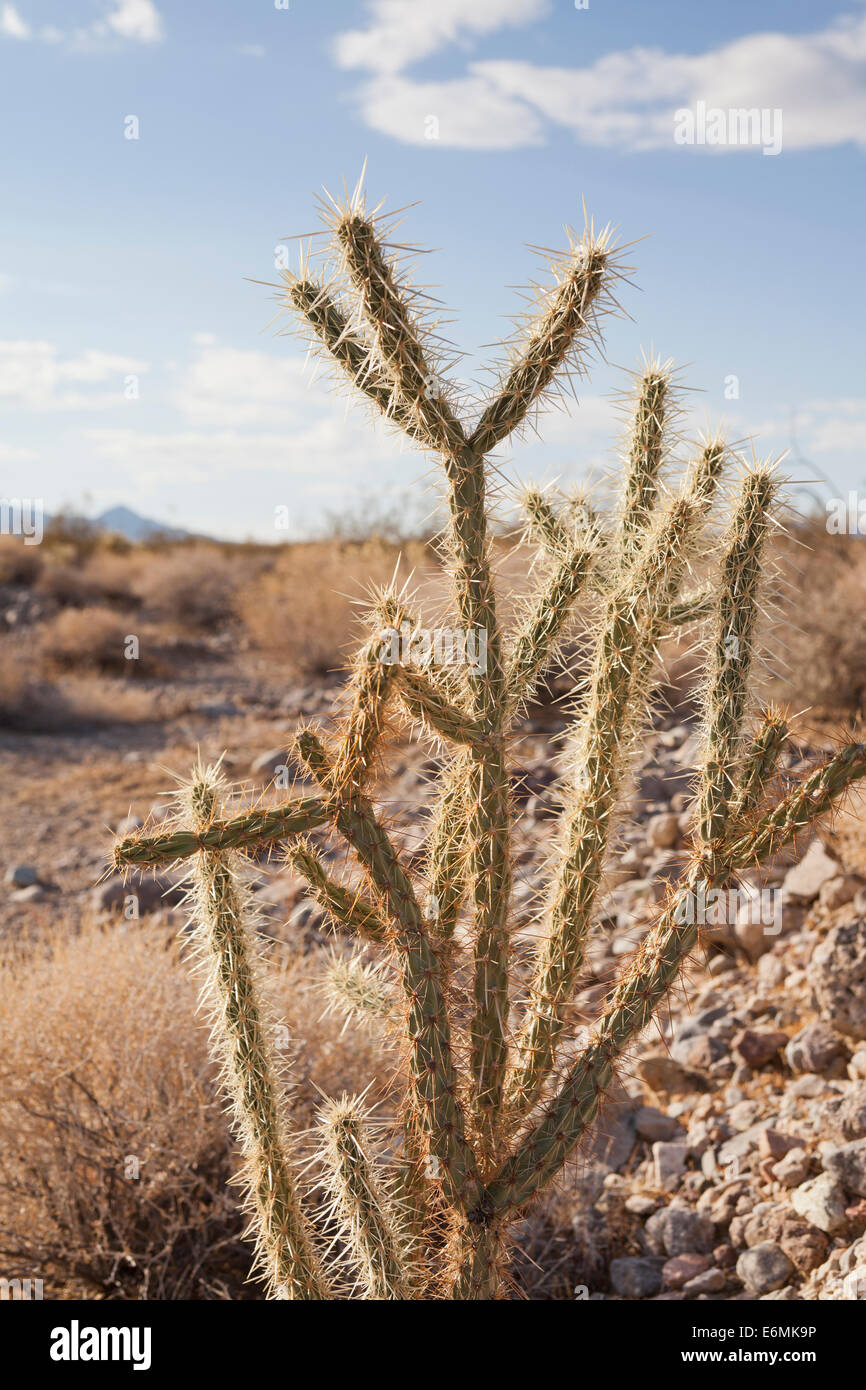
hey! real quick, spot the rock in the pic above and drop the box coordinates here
[757,954,788,988]
[773,1149,812,1187]
[647,812,680,849]
[821,1084,866,1142]
[92,873,185,915]
[732,1028,788,1070]
[662,1253,711,1290]
[819,875,864,911]
[10,883,45,902]
[4,864,38,887]
[758,1129,803,1161]
[824,1139,866,1197]
[791,1174,849,1234]
[809,920,866,1040]
[636,1053,690,1094]
[785,1021,846,1075]
[653,1141,688,1191]
[683,1267,727,1296]
[849,1051,866,1081]
[782,841,841,904]
[609,1256,664,1299]
[671,1034,727,1070]
[787,1073,827,1098]
[738,1202,831,1273]
[635,1106,682,1142]
[646,1206,715,1256]
[625,1193,659,1217]
[736,1243,796,1295]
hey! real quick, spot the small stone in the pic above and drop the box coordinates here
[732,1028,788,1070]
[787,1073,827,1098]
[713,1242,736,1268]
[757,954,788,988]
[671,1034,727,1070]
[773,1149,812,1188]
[824,1139,866,1197]
[10,883,45,902]
[785,1021,846,1075]
[820,1083,866,1142]
[609,1256,663,1299]
[4,864,37,887]
[808,920,866,1041]
[819,875,864,911]
[653,1141,688,1191]
[647,812,680,849]
[849,1051,866,1081]
[736,1242,796,1294]
[635,1106,682,1142]
[781,841,841,904]
[636,1053,689,1093]
[645,1206,715,1256]
[758,1129,803,1161]
[624,1193,658,1217]
[662,1253,711,1290]
[791,1174,849,1234]
[683,1267,726,1296]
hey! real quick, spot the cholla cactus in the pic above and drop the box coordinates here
[114,182,866,1300]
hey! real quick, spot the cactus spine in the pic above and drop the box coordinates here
[114,186,866,1299]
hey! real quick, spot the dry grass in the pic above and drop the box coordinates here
[40,606,147,674]
[138,546,242,630]
[239,538,434,678]
[0,921,398,1299]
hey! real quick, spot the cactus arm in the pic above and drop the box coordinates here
[468,228,613,456]
[295,730,485,1214]
[394,665,490,749]
[507,495,701,1117]
[113,796,329,868]
[286,278,425,443]
[616,361,671,567]
[728,708,789,822]
[285,841,390,945]
[698,467,777,842]
[318,1095,414,1300]
[423,760,470,945]
[504,533,596,710]
[183,765,329,1298]
[335,212,466,455]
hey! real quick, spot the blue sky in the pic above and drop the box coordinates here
[1,0,865,539]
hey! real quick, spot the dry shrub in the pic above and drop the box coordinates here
[0,645,153,731]
[769,522,866,716]
[40,606,143,674]
[0,536,43,586]
[240,538,433,678]
[0,922,396,1299]
[139,546,237,629]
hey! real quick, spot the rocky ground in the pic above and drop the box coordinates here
[3,637,866,1301]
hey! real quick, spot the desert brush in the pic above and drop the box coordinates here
[114,179,866,1300]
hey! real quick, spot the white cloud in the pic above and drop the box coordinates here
[337,4,866,153]
[238,43,265,59]
[334,0,548,76]
[0,341,148,410]
[0,4,29,39]
[0,0,164,47]
[105,0,163,43]
[174,343,310,428]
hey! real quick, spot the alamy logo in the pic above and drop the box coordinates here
[0,497,43,545]
[377,622,488,675]
[49,1320,152,1372]
[826,492,866,536]
[674,101,783,156]
[0,1276,43,1299]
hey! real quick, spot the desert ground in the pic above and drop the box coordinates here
[2,514,866,1300]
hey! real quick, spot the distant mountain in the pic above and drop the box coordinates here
[46,506,198,542]
[94,506,191,542]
